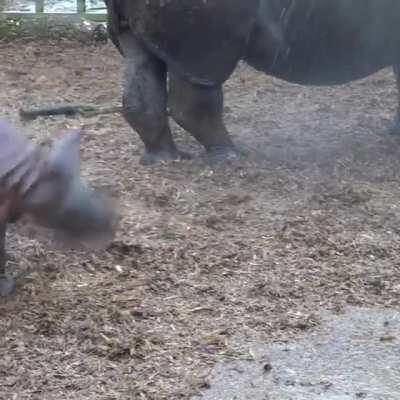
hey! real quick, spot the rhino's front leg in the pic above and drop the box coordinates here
[0,222,15,297]
[119,32,190,165]
[388,64,400,135]
[169,73,239,164]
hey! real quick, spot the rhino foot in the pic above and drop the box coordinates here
[206,145,241,165]
[0,275,16,297]
[140,149,192,165]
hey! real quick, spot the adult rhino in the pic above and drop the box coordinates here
[105,0,400,164]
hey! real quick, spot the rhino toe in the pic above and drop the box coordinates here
[388,117,400,135]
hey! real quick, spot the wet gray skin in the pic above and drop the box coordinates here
[0,120,118,296]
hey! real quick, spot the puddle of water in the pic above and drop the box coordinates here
[193,307,400,400]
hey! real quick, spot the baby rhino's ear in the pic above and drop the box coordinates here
[47,129,82,179]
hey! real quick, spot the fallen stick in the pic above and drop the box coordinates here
[19,104,123,121]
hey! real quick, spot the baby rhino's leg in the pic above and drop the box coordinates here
[0,222,15,297]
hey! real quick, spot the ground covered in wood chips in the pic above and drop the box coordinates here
[1,39,400,400]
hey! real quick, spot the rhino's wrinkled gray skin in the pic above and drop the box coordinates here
[0,120,117,296]
[105,0,400,164]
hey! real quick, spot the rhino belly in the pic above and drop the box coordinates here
[245,0,398,86]
[266,45,391,86]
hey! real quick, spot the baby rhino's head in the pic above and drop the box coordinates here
[22,128,118,250]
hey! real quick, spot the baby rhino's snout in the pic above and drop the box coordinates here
[48,181,118,250]
[16,126,119,250]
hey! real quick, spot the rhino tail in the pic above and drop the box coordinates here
[104,0,125,56]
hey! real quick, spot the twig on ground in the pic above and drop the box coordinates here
[19,103,122,121]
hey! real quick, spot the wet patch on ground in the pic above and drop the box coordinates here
[194,307,400,400]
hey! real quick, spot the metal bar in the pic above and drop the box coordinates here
[35,0,45,13]
[0,12,107,23]
[77,0,86,14]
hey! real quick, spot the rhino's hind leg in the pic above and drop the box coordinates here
[119,33,189,165]
[169,73,239,163]
[389,65,400,135]
[0,223,15,297]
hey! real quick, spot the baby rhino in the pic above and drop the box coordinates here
[0,120,117,296]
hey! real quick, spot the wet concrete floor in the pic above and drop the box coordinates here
[193,307,400,400]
